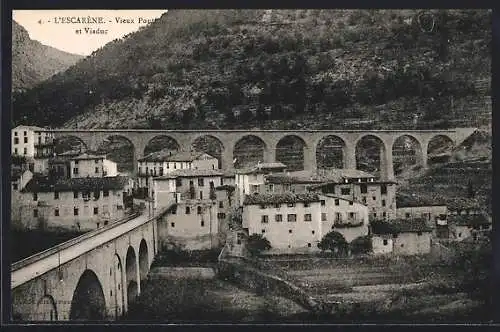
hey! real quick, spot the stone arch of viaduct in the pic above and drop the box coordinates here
[52,129,475,179]
[11,219,157,321]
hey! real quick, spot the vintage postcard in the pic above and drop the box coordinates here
[7,9,492,323]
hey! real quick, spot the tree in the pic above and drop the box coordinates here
[350,235,373,255]
[318,231,348,256]
[246,233,271,257]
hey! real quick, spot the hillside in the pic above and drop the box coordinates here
[12,20,84,92]
[12,9,491,129]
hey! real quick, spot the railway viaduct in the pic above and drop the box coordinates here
[50,128,477,179]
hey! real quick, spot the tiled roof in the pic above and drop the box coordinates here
[321,193,364,205]
[155,169,223,179]
[265,169,389,186]
[215,184,236,191]
[138,150,215,162]
[243,192,321,205]
[236,162,287,174]
[13,125,46,131]
[396,193,447,208]
[71,152,106,160]
[370,219,432,234]
[22,175,130,193]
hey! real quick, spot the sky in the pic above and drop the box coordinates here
[13,10,168,56]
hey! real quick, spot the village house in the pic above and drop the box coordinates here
[242,192,323,253]
[448,214,491,242]
[263,169,397,221]
[234,162,288,206]
[153,168,224,250]
[396,193,448,237]
[12,125,55,174]
[319,194,369,243]
[137,150,219,197]
[370,219,433,256]
[11,175,133,231]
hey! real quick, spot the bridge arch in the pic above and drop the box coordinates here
[54,135,88,154]
[143,135,180,156]
[35,295,58,321]
[96,135,137,175]
[427,134,455,165]
[125,246,138,306]
[191,135,224,168]
[392,134,424,177]
[276,135,308,171]
[69,269,106,320]
[316,135,347,169]
[355,134,387,178]
[233,135,267,169]
[138,239,149,288]
[111,253,125,318]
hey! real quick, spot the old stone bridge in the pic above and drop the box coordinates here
[51,128,476,179]
[10,207,170,321]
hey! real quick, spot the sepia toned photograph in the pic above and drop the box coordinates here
[8,9,492,323]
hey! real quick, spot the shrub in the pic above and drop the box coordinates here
[317,231,348,256]
[350,235,373,255]
[246,233,271,256]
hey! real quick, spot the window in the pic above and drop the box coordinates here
[262,229,266,233]
[362,197,367,204]
[372,196,376,201]
[373,213,377,218]
[14,148,18,154]
[308,243,312,248]
[14,137,19,144]
[320,200,325,206]
[95,167,99,174]
[289,229,293,234]
[417,231,422,236]
[405,212,411,219]
[360,184,367,194]
[54,191,59,199]
[198,178,204,186]
[197,206,202,214]
[341,188,350,195]
[171,222,175,228]
[458,232,462,238]
[33,209,38,217]
[349,201,353,205]
[287,203,295,208]
[383,239,388,245]
[287,214,297,222]
[217,212,226,219]
[274,203,280,209]
[304,214,312,222]
[185,206,191,214]
[312,230,315,235]
[304,202,310,208]
[103,190,109,197]
[260,204,267,209]
[33,193,38,201]
[393,233,398,238]
[335,199,340,206]
[261,215,269,223]
[381,184,387,195]
[201,220,205,227]
[14,132,17,136]
[74,191,78,199]
[13,183,18,190]
[335,212,342,222]
[171,206,177,214]
[73,168,79,175]
[321,213,327,221]
[24,137,28,143]
[348,212,355,219]
[94,207,99,215]
[199,191,203,200]
[23,148,27,155]
[382,199,386,207]
[74,160,79,165]
[275,214,283,222]
[24,131,27,136]
[74,207,79,216]
[383,212,387,218]
[219,201,224,208]
[176,178,182,187]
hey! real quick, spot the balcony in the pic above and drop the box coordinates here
[334,219,364,228]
